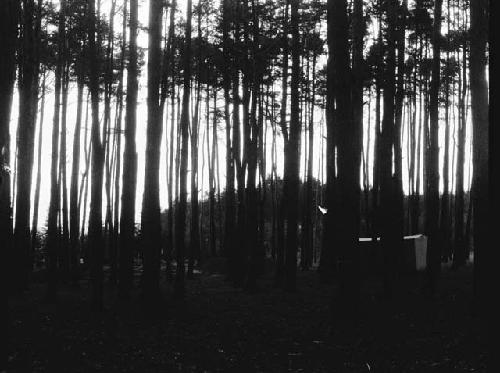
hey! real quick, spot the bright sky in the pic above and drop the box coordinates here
[9,0,474,232]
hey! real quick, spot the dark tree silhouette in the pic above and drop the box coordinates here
[141,0,163,302]
[119,0,139,299]
[424,0,443,296]
[87,0,106,310]
[175,0,193,299]
[469,0,488,312]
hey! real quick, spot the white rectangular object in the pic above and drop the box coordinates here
[404,234,427,271]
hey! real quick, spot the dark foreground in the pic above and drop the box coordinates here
[7,262,485,372]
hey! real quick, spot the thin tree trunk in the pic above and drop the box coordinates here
[208,83,217,257]
[276,0,289,286]
[174,0,193,299]
[59,63,70,281]
[163,0,177,281]
[284,0,301,292]
[46,0,66,300]
[110,1,126,286]
[440,0,451,262]
[222,0,235,266]
[188,3,202,278]
[31,71,46,267]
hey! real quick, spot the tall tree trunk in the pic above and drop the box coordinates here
[79,95,91,266]
[469,0,488,313]
[222,0,236,266]
[163,0,177,280]
[46,0,66,300]
[119,0,139,299]
[425,0,443,296]
[70,71,84,285]
[141,0,163,301]
[0,1,19,314]
[393,0,406,256]
[59,63,70,281]
[88,0,106,310]
[440,0,451,262]
[103,0,116,275]
[319,0,338,284]
[208,82,217,257]
[380,0,402,299]
[31,72,46,267]
[110,1,126,286]
[330,0,361,316]
[244,0,261,291]
[284,0,301,292]
[188,2,202,278]
[14,0,39,291]
[166,69,176,281]
[174,0,193,299]
[302,51,316,271]
[453,33,467,269]
[276,0,289,286]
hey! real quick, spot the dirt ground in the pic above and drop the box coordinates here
[7,261,486,372]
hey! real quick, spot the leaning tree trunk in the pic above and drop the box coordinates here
[31,72,46,265]
[69,70,84,285]
[110,1,126,286]
[103,0,116,281]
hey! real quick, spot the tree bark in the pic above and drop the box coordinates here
[141,0,163,302]
[425,0,443,296]
[175,0,193,299]
[31,72,46,269]
[330,0,361,316]
[14,0,39,291]
[88,0,106,310]
[46,0,66,301]
[119,0,139,299]
[284,0,301,292]
[469,0,488,314]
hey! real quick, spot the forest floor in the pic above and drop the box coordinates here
[7,259,486,372]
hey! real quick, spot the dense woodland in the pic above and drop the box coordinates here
[0,0,490,370]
